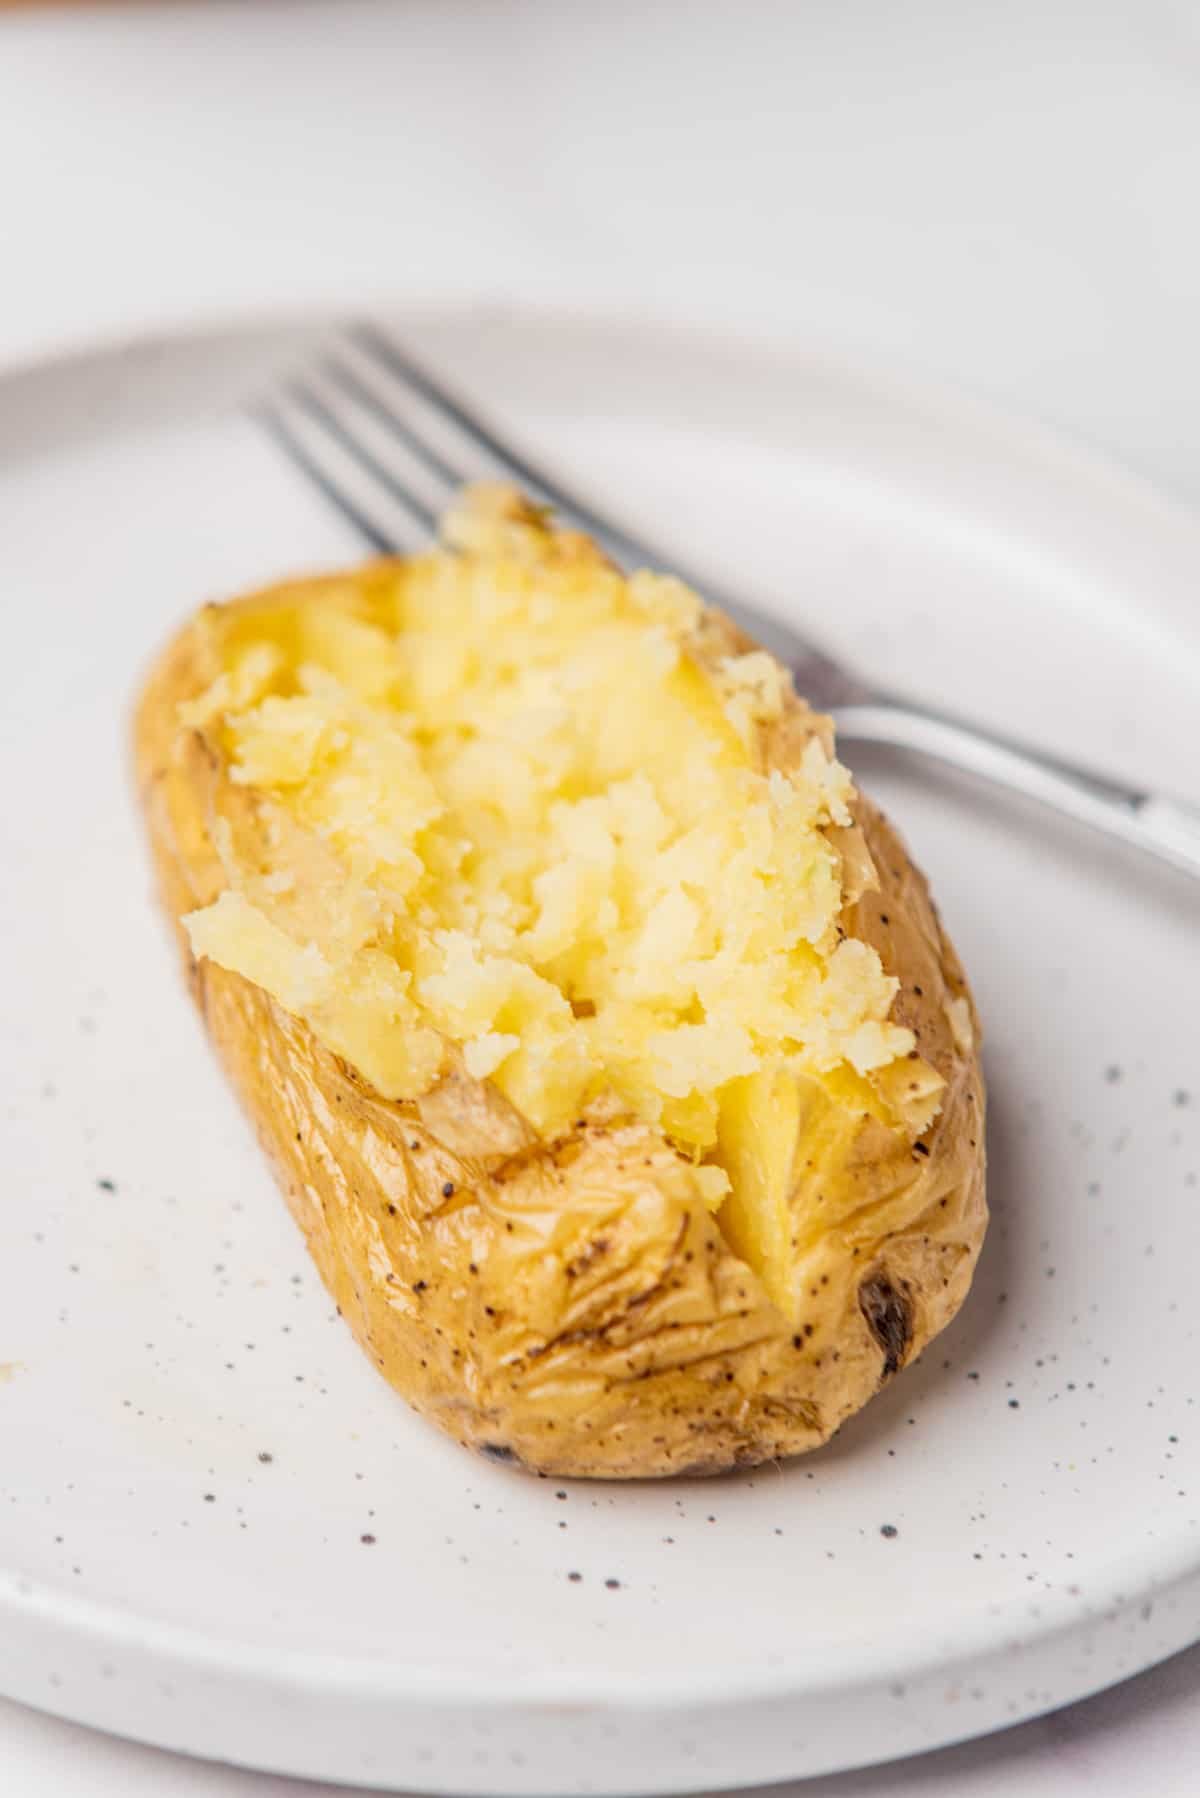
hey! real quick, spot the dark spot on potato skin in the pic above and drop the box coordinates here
[479,1441,518,1463]
[858,1270,915,1380]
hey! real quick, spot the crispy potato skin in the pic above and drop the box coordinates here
[133,568,986,1479]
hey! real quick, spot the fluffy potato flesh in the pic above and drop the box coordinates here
[135,486,987,1476]
[182,493,926,1320]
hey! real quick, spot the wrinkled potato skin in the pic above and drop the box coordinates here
[133,566,986,1479]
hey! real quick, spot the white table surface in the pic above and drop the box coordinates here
[4,3,1200,1793]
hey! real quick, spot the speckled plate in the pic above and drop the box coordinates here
[2,310,1200,1795]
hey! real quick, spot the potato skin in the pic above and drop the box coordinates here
[134,569,986,1479]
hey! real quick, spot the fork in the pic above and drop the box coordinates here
[256,321,1200,884]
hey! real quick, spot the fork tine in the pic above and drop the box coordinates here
[321,353,468,494]
[345,322,816,664]
[255,398,398,557]
[288,378,438,538]
[259,322,854,697]
[347,320,652,570]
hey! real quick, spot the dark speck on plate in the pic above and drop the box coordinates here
[567,1571,582,1583]
[361,1533,376,1545]
[1174,1090,1192,1109]
[96,1178,116,1193]
[880,1524,899,1539]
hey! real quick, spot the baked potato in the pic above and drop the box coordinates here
[134,485,986,1479]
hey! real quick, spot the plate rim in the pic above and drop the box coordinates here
[4,296,1200,1790]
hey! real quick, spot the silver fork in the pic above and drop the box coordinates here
[255,320,1200,884]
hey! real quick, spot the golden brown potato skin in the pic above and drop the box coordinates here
[133,569,986,1479]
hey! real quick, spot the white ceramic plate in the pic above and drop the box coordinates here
[2,309,1200,1795]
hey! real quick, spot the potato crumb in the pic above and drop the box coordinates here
[693,1165,732,1210]
[463,1032,521,1080]
[717,650,788,746]
[945,994,975,1055]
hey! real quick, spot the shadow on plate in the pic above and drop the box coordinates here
[810,1047,1032,1471]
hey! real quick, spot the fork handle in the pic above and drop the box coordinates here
[833,701,1200,883]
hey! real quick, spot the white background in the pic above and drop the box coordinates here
[3,2,1200,1793]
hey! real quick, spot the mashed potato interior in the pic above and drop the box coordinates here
[182,490,919,1307]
